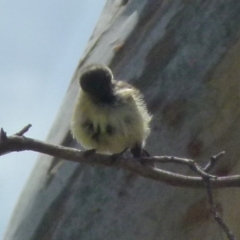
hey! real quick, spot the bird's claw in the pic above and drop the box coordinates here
[111,148,128,163]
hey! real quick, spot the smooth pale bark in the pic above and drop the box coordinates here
[4,1,240,239]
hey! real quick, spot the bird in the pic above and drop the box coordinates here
[70,64,152,158]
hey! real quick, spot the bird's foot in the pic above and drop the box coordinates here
[111,148,128,163]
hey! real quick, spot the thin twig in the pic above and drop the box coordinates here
[203,151,226,172]
[188,157,236,240]
[143,156,216,178]
[0,128,7,143]
[185,160,216,179]
[204,178,236,240]
[14,124,32,136]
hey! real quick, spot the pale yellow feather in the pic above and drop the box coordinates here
[71,82,151,154]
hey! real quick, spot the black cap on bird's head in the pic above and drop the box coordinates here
[79,64,114,102]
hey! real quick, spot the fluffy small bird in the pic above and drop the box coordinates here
[71,64,152,158]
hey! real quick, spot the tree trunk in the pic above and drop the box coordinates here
[4,0,240,239]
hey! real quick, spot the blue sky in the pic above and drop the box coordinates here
[0,0,105,238]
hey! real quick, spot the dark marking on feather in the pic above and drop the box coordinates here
[82,120,94,134]
[106,124,115,135]
[92,125,101,142]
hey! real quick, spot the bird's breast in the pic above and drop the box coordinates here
[71,90,150,154]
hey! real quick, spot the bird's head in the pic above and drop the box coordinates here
[79,64,114,102]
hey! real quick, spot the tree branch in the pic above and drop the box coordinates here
[204,178,236,240]
[1,126,236,240]
[1,125,240,189]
